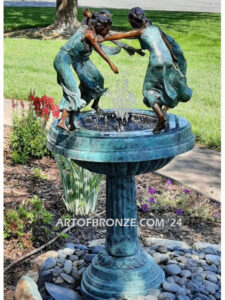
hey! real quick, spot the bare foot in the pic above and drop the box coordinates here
[57,120,69,132]
[153,120,167,134]
[91,104,104,114]
[68,123,77,131]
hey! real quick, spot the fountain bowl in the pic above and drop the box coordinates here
[47,109,194,174]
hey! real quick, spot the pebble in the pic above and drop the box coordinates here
[78,267,86,276]
[91,245,104,254]
[60,273,75,284]
[158,292,175,300]
[153,253,170,264]
[64,260,73,274]
[180,270,192,278]
[52,266,63,277]
[78,259,84,266]
[206,273,217,283]
[204,247,218,255]
[55,276,64,284]
[65,243,75,249]
[84,254,96,263]
[205,255,220,266]
[42,258,57,271]
[71,267,78,278]
[193,294,210,300]
[164,265,181,275]
[157,245,167,253]
[69,255,79,262]
[162,281,182,293]
[167,260,177,264]
[166,277,175,284]
[76,250,86,257]
[74,244,88,250]
[62,248,75,256]
[72,261,79,267]
[192,273,204,282]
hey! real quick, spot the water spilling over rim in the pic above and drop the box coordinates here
[76,112,158,132]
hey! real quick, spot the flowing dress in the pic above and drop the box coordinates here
[54,25,124,112]
[139,25,192,109]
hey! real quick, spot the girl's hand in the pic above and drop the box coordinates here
[83,8,92,18]
[110,63,119,74]
[96,35,104,43]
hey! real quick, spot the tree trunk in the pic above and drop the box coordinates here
[51,0,80,34]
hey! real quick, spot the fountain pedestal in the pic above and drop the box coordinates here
[81,174,164,300]
[47,109,195,300]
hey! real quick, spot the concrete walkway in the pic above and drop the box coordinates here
[4,0,221,13]
[4,98,221,202]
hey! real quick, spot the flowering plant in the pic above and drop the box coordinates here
[10,91,59,164]
[138,179,220,222]
[28,90,59,121]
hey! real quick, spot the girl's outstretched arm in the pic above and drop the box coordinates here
[102,29,142,41]
[85,30,119,74]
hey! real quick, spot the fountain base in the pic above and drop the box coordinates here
[81,248,164,300]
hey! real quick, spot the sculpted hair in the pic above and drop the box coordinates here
[89,12,112,31]
[128,7,152,27]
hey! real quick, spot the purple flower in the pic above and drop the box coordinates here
[166,179,172,185]
[141,204,149,212]
[184,189,191,194]
[214,211,219,219]
[213,202,217,207]
[149,197,155,204]
[149,187,156,195]
[176,209,183,216]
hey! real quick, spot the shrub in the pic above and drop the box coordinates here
[4,195,53,240]
[55,154,104,216]
[10,92,59,164]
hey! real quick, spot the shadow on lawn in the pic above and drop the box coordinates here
[4,7,220,35]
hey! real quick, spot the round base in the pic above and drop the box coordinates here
[81,249,164,300]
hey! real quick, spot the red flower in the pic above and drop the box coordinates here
[20,100,25,109]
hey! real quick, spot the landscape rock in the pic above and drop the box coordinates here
[25,270,39,283]
[15,276,42,300]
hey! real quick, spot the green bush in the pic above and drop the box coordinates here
[10,103,51,164]
[4,195,53,240]
[55,154,104,216]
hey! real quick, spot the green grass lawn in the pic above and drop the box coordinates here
[4,8,221,148]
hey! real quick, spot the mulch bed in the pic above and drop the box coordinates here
[4,125,221,299]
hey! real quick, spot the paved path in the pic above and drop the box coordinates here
[4,0,221,13]
[4,98,221,202]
